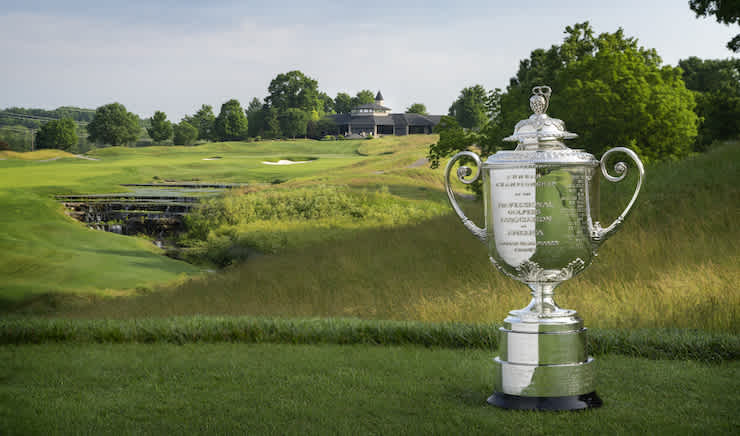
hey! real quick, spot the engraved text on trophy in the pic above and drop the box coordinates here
[490,166,593,275]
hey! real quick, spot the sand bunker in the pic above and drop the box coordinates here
[261,159,312,165]
[76,154,100,161]
[408,157,429,168]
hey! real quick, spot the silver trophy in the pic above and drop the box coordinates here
[444,86,644,410]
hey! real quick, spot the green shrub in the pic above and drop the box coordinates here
[173,121,198,146]
[180,185,447,263]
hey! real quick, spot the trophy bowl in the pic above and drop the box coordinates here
[444,86,644,410]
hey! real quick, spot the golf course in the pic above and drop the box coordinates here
[1,135,738,434]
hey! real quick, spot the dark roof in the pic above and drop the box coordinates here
[354,102,391,111]
[394,113,437,126]
[374,116,395,126]
[346,117,376,128]
[375,90,384,101]
[328,112,441,128]
[330,113,351,124]
[391,113,408,126]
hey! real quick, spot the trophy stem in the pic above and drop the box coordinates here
[512,283,575,319]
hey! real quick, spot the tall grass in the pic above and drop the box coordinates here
[3,138,737,334]
[178,185,448,265]
[49,142,738,333]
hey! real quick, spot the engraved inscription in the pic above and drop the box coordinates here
[491,167,537,266]
[492,166,591,271]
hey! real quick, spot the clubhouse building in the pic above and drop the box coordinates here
[330,91,441,136]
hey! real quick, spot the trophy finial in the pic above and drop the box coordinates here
[530,85,551,114]
[504,85,576,145]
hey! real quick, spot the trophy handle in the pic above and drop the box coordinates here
[444,151,487,243]
[591,147,645,244]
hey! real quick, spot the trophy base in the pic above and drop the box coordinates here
[487,391,602,411]
[492,312,600,408]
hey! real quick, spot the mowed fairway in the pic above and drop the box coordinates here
[0,138,436,303]
[0,343,737,435]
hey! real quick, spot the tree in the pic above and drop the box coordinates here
[319,92,334,114]
[173,121,198,145]
[679,56,740,148]
[334,92,353,114]
[183,104,216,141]
[406,103,428,115]
[428,89,503,172]
[245,98,264,138]
[0,127,31,151]
[689,0,740,52]
[214,99,248,142]
[429,22,699,180]
[497,22,597,132]
[87,102,140,146]
[146,111,172,144]
[447,85,492,130]
[279,108,309,139]
[554,28,698,161]
[35,118,78,150]
[307,118,338,139]
[680,56,740,92]
[265,70,323,115]
[260,106,281,139]
[351,90,375,108]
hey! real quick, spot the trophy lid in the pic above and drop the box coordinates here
[503,86,578,148]
[485,86,597,167]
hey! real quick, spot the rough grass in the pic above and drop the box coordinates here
[0,149,77,160]
[1,343,737,435]
[1,317,736,362]
[178,184,448,264]
[51,142,738,332]
[2,138,737,334]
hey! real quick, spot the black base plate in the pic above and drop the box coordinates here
[487,391,602,411]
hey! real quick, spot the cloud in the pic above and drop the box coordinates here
[0,12,525,119]
[2,5,736,121]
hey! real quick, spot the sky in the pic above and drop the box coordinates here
[1,0,737,121]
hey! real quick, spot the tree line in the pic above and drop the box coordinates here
[1,72,429,152]
[428,21,739,173]
[0,106,97,152]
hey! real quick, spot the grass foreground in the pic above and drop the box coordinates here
[1,343,737,435]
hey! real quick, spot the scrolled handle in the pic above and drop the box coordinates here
[591,147,645,243]
[444,151,486,243]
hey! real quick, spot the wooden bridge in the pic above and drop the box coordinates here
[56,183,244,236]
